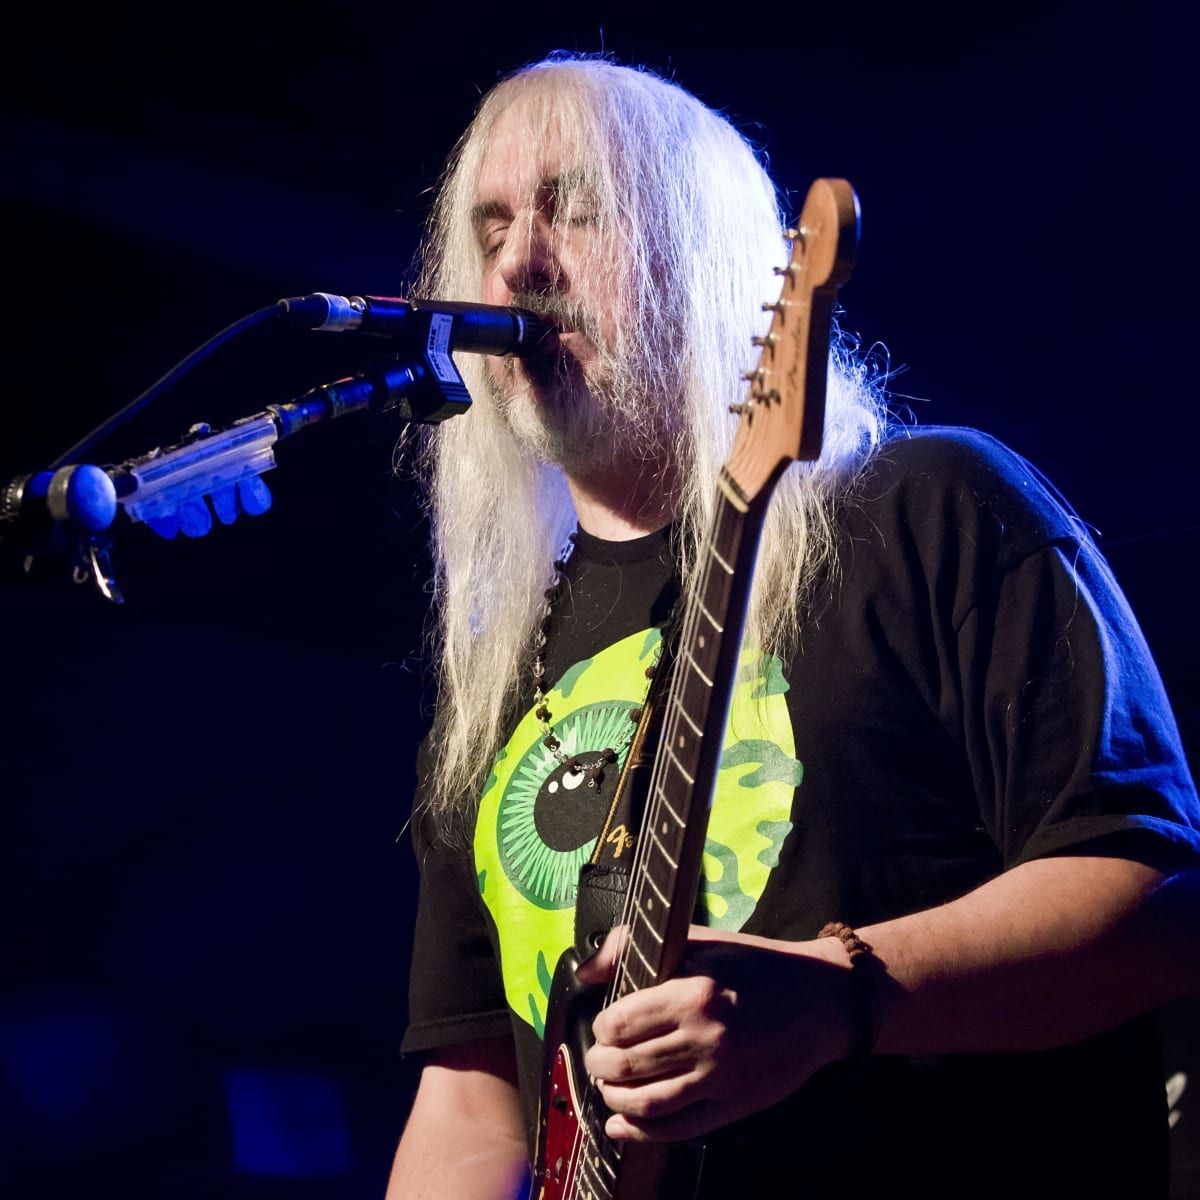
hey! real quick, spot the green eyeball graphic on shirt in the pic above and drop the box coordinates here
[496,700,638,909]
[475,627,800,1037]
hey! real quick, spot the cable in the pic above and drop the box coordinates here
[49,303,282,469]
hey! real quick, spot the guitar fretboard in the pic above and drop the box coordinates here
[613,475,768,997]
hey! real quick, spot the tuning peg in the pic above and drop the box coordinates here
[784,226,806,242]
[761,300,789,314]
[773,264,799,278]
[740,368,762,382]
[728,402,751,415]
[751,334,778,348]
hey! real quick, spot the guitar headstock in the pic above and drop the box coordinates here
[724,178,859,503]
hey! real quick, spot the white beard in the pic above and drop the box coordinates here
[483,292,673,477]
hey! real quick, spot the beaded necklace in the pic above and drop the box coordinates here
[530,531,671,790]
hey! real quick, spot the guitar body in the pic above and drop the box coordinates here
[534,950,702,1200]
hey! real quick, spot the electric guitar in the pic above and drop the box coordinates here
[532,177,860,1200]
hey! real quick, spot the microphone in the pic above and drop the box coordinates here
[277,294,553,357]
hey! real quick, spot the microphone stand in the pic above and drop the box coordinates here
[2,292,549,603]
[1,349,464,604]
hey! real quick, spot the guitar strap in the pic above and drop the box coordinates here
[573,637,678,961]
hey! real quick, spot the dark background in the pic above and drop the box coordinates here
[1,2,1197,1196]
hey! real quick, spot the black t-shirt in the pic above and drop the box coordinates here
[403,427,1200,1196]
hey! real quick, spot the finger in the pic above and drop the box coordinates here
[596,1069,707,1122]
[604,1098,720,1143]
[585,1028,697,1083]
[575,924,628,985]
[592,974,729,1047]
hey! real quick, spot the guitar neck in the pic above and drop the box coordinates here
[538,178,857,1200]
[613,469,774,995]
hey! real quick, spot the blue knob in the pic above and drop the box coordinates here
[47,464,119,532]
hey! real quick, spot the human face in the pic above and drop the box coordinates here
[469,101,634,469]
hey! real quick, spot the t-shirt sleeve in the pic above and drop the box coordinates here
[864,429,1200,877]
[955,502,1200,872]
[401,752,512,1055]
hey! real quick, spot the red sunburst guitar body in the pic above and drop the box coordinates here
[534,950,701,1200]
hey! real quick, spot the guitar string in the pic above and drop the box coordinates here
[576,494,731,1184]
[615,490,730,990]
[564,515,715,1196]
[565,492,730,1196]
[562,230,809,1193]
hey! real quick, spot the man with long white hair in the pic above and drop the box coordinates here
[389,55,1200,1197]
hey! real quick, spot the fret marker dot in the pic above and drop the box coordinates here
[677,735,685,748]
[647,897,654,910]
[661,821,668,835]
[698,634,706,648]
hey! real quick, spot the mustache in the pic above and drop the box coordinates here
[509,291,605,346]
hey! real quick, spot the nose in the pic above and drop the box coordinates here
[495,213,562,299]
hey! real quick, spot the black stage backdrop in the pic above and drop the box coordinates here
[1,3,1197,1196]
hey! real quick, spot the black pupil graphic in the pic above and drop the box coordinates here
[533,757,614,851]
[494,696,640,908]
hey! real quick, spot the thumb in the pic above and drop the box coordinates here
[575,924,629,985]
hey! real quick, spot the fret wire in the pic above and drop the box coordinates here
[649,827,678,870]
[699,599,725,631]
[675,670,709,726]
[579,1144,618,1188]
[664,742,695,784]
[654,784,685,827]
[626,931,659,978]
[596,1145,619,1179]
[643,866,669,906]
[682,647,713,687]
[616,959,636,995]
[709,543,734,574]
[624,955,651,991]
[577,1154,613,1199]
[633,900,664,943]
[580,1119,623,1194]
[574,1111,621,1193]
[677,703,703,736]
[702,576,731,625]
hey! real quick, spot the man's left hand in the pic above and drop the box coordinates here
[577,925,854,1142]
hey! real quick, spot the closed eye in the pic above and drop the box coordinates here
[480,224,509,260]
[544,170,600,230]
[471,199,514,260]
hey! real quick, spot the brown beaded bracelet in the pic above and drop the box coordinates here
[818,921,882,1058]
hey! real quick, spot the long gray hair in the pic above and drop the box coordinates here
[413,56,886,820]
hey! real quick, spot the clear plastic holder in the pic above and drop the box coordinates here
[117,414,278,537]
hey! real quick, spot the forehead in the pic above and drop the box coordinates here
[471,99,582,206]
